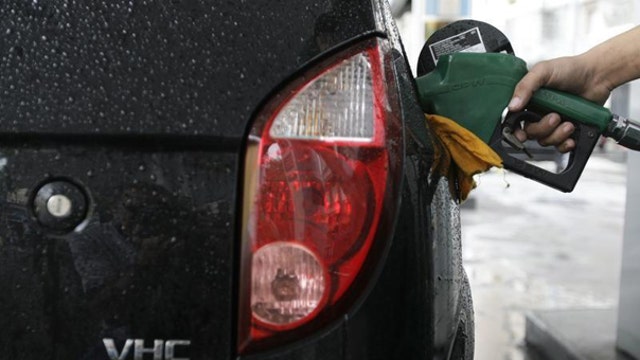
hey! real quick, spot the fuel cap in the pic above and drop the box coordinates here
[33,180,88,232]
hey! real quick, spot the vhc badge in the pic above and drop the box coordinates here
[103,339,190,360]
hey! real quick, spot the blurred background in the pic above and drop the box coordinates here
[393,0,637,73]
[392,1,640,359]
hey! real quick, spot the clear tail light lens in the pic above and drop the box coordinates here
[269,51,376,141]
[239,38,402,354]
[251,243,326,326]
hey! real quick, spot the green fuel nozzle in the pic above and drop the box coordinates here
[415,52,640,192]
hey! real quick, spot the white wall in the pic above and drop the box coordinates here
[396,0,636,70]
[617,0,640,352]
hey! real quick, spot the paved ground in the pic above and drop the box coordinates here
[461,144,628,360]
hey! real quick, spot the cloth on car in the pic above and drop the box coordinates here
[426,114,503,202]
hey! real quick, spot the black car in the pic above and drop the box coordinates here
[0,1,473,359]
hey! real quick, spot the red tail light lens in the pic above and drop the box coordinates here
[239,38,402,353]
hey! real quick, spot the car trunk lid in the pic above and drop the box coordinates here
[0,1,380,359]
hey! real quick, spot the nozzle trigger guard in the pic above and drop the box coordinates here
[489,111,600,192]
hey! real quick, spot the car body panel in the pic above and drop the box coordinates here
[0,0,379,140]
[0,144,238,359]
[0,0,468,359]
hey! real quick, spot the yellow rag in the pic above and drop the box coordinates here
[426,114,503,201]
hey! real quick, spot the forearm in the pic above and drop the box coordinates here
[582,26,640,90]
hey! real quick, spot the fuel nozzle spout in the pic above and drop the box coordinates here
[605,114,640,151]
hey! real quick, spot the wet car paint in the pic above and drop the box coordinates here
[0,0,469,359]
[0,0,377,139]
[0,144,237,359]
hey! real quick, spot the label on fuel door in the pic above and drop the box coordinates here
[429,27,486,64]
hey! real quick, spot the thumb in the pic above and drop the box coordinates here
[509,63,551,111]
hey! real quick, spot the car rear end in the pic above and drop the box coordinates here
[0,1,470,359]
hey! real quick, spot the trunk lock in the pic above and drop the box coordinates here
[33,180,88,232]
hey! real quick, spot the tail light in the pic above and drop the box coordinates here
[238,38,403,354]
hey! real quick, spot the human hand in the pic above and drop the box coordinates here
[508,55,612,153]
